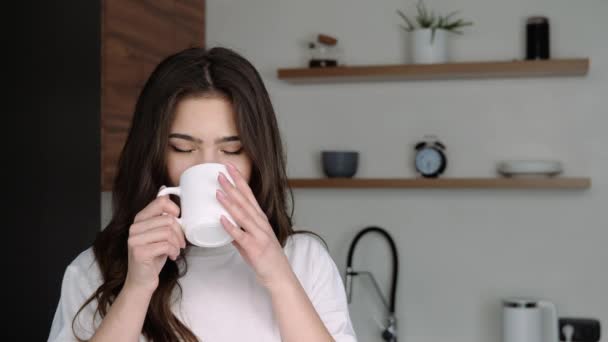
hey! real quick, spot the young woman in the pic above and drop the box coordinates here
[48,47,357,342]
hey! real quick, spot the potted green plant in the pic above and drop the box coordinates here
[397,0,473,63]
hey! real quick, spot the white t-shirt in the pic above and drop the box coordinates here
[48,233,357,341]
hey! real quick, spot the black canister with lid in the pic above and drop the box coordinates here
[526,16,550,60]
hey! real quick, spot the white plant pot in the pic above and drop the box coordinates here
[411,28,448,64]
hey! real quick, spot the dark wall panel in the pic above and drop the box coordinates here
[25,1,101,340]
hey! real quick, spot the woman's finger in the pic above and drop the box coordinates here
[216,188,266,240]
[130,215,179,236]
[145,241,180,261]
[225,163,265,215]
[128,226,183,251]
[232,240,247,257]
[134,195,180,223]
[167,216,186,248]
[220,215,250,248]
[218,172,270,233]
[163,214,186,248]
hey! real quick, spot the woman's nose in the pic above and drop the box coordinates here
[196,148,220,165]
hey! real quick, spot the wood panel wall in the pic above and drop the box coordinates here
[101,0,205,190]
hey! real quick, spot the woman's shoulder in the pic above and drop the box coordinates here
[68,246,97,271]
[48,247,105,342]
[62,246,103,287]
[284,228,337,275]
[284,229,329,257]
[283,228,349,304]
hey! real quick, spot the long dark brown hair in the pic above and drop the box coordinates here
[74,47,298,341]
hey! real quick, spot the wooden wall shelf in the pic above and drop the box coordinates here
[277,58,589,82]
[288,178,591,189]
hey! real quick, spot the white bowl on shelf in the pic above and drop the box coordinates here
[497,160,563,177]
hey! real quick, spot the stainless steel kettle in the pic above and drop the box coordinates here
[502,298,558,342]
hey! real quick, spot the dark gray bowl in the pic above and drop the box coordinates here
[321,151,359,178]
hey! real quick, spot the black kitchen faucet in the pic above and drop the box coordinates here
[346,226,399,342]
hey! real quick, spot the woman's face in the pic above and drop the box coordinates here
[166,96,252,186]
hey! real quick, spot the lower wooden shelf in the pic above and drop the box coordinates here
[288,177,591,189]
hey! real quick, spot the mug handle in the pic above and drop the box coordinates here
[157,186,181,197]
[157,186,183,225]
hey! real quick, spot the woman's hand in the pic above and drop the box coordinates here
[124,193,187,293]
[216,162,294,290]
[217,164,335,341]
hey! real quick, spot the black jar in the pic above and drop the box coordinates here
[526,16,550,60]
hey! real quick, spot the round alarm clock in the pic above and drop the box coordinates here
[414,138,447,178]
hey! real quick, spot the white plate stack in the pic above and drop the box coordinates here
[497,160,563,177]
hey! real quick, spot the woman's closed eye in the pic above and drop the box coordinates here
[222,147,243,155]
[170,145,195,153]
[170,145,243,155]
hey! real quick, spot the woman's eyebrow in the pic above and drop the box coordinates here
[168,133,240,144]
[215,136,240,144]
[169,133,202,144]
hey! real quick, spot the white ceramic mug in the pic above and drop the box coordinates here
[157,163,237,248]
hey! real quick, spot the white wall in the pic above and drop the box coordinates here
[103,0,608,341]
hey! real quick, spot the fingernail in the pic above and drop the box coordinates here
[226,162,234,170]
[216,189,226,199]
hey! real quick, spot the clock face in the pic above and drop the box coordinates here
[415,147,443,176]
